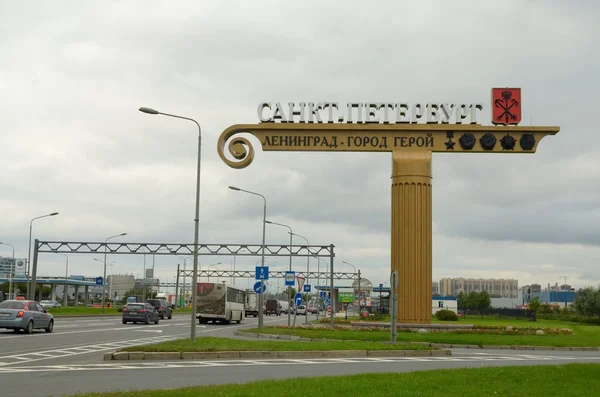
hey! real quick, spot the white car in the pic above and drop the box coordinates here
[40,300,62,309]
[296,305,307,315]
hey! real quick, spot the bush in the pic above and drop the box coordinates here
[368,311,384,321]
[117,307,123,313]
[435,309,458,321]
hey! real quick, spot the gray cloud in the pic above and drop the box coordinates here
[1,0,599,291]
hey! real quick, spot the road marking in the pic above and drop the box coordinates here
[136,330,163,333]
[0,334,186,367]
[0,354,597,373]
[0,317,284,364]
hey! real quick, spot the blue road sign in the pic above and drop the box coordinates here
[95,277,103,285]
[294,292,302,307]
[284,271,295,286]
[255,266,269,280]
[303,284,311,293]
[320,291,326,298]
[253,281,266,294]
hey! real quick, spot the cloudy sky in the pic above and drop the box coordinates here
[1,1,599,295]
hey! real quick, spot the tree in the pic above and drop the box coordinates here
[573,287,600,321]
[286,287,297,300]
[477,291,491,316]
[528,296,541,321]
[457,291,465,310]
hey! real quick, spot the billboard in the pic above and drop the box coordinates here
[14,259,26,277]
[338,292,354,303]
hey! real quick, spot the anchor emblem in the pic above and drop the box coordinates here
[491,88,521,125]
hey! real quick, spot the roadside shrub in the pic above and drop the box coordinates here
[368,311,384,321]
[117,307,123,312]
[435,309,458,321]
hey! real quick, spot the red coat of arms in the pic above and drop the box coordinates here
[491,88,521,125]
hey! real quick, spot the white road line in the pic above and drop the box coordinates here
[0,318,283,366]
[0,334,185,367]
[0,355,595,373]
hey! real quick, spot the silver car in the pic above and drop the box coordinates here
[40,300,62,309]
[0,300,55,334]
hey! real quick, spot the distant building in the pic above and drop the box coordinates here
[432,296,458,314]
[439,278,518,299]
[135,278,160,293]
[0,257,15,278]
[108,274,135,300]
[529,283,542,293]
[432,281,439,296]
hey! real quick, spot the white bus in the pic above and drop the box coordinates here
[196,282,245,324]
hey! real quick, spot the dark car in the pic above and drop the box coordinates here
[122,303,159,325]
[146,299,172,320]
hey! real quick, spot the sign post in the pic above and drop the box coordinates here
[390,270,398,343]
[253,281,266,294]
[218,94,559,324]
[285,271,295,326]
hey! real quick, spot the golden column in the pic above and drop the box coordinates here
[391,150,432,323]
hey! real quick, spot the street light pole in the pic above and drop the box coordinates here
[207,262,222,282]
[229,186,266,329]
[0,242,15,299]
[342,261,360,316]
[177,256,190,307]
[292,233,310,324]
[140,106,202,342]
[265,220,293,326]
[313,256,327,320]
[102,233,127,313]
[27,212,59,300]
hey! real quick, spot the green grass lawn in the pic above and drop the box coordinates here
[243,317,600,347]
[48,307,121,316]
[68,364,600,396]
[118,336,430,352]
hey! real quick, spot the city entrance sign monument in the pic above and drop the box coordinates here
[217,90,559,323]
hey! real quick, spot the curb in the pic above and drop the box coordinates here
[104,349,450,361]
[233,331,600,352]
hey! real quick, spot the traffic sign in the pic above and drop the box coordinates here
[296,276,305,291]
[294,292,302,307]
[95,277,103,285]
[284,271,295,286]
[303,284,311,293]
[255,266,269,280]
[253,281,266,294]
[320,291,326,298]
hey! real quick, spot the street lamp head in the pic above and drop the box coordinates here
[228,186,241,191]
[119,233,127,237]
[139,107,159,115]
[265,220,273,224]
[49,212,59,216]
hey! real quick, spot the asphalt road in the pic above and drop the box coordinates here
[1,314,599,397]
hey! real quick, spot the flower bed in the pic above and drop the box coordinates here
[270,324,573,336]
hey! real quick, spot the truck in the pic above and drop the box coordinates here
[265,299,281,316]
[279,300,290,314]
[244,290,259,317]
[126,295,145,304]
